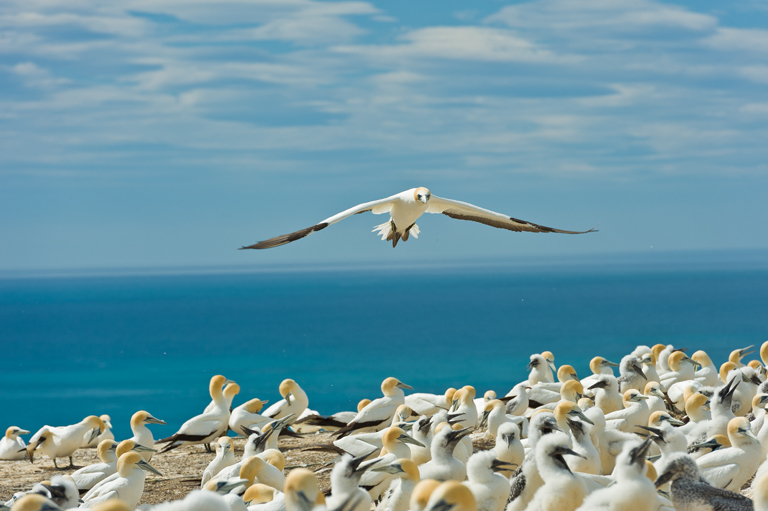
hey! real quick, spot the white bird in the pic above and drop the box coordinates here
[241,187,595,249]
[72,440,119,491]
[492,422,523,478]
[230,399,272,435]
[372,458,421,511]
[27,415,107,468]
[604,389,650,433]
[424,481,476,511]
[157,375,235,453]
[0,426,30,460]
[525,432,588,511]
[81,451,162,508]
[128,410,166,461]
[696,416,762,491]
[575,438,656,511]
[587,375,623,415]
[418,424,471,482]
[462,451,513,511]
[507,413,561,511]
[359,426,424,501]
[617,355,647,394]
[262,379,309,425]
[580,357,620,392]
[692,350,719,387]
[336,377,412,437]
[406,388,456,417]
[243,484,285,511]
[82,415,114,448]
[326,454,382,511]
[282,468,322,511]
[202,437,236,488]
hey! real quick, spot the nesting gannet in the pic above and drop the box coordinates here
[695,416,762,491]
[241,187,595,250]
[604,389,650,433]
[587,375,622,415]
[9,494,62,511]
[72,440,118,491]
[666,379,703,413]
[336,378,412,437]
[128,410,166,461]
[526,355,554,387]
[295,399,368,432]
[501,385,529,417]
[751,394,768,434]
[617,355,647,394]
[0,426,30,460]
[418,424,471,482]
[729,345,755,368]
[424,481,476,511]
[655,453,753,511]
[575,439,655,511]
[660,351,697,392]
[448,386,479,429]
[475,391,497,417]
[81,452,162,508]
[462,451,513,511]
[638,422,687,473]
[326,454,383,511]
[282,468,321,511]
[210,454,285,493]
[80,439,157,498]
[202,437,237,488]
[492,422,523,478]
[22,475,79,509]
[243,484,284,511]
[83,416,114,448]
[507,412,561,511]
[157,375,234,453]
[406,389,456,417]
[687,434,731,459]
[640,353,660,383]
[262,379,309,426]
[692,350,719,387]
[478,401,512,440]
[529,380,584,414]
[409,416,434,466]
[359,426,423,501]
[686,376,738,443]
[580,357,619,391]
[525,432,587,511]
[27,415,107,468]
[642,381,666,416]
[372,458,420,511]
[730,365,762,417]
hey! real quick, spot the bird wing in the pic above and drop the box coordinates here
[700,463,740,489]
[241,194,399,249]
[426,196,597,234]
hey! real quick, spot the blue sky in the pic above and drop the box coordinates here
[1,0,767,270]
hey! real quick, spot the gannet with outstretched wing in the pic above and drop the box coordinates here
[241,187,596,249]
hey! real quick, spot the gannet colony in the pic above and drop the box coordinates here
[5,342,768,511]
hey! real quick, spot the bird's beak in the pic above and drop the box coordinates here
[655,470,674,488]
[446,412,465,425]
[739,346,756,358]
[659,415,684,426]
[690,438,722,451]
[478,411,490,429]
[526,361,534,371]
[285,393,292,406]
[132,444,156,453]
[396,382,413,390]
[18,429,31,436]
[372,463,403,475]
[602,360,620,368]
[632,362,647,380]
[446,427,472,444]
[145,415,167,425]
[552,445,584,458]
[224,379,236,386]
[491,459,517,472]
[398,434,424,448]
[138,459,163,477]
[588,380,608,390]
[214,478,250,494]
[629,439,653,466]
[88,427,101,444]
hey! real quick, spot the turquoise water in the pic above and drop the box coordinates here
[2,254,767,440]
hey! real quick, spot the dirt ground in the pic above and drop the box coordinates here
[0,432,495,507]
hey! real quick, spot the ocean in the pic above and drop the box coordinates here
[2,251,767,440]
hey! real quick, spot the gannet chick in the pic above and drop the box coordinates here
[406,389,456,417]
[692,350,719,387]
[587,375,622,415]
[9,494,62,511]
[751,394,768,434]
[507,413,561,511]
[83,416,114,448]
[262,379,308,426]
[157,375,234,453]
[640,353,660,383]
[1,426,30,460]
[525,432,587,511]
[72,440,118,491]
[27,415,107,468]
[696,416,762,491]
[336,378,412,438]
[575,439,655,511]
[604,389,650,433]
[410,416,434,466]
[202,437,236,488]
[419,424,471,482]
[372,458,420,511]
[617,355,647,393]
[128,410,166,461]
[326,454,382,511]
[637,422,686,472]
[526,354,554,386]
[424,481,476,511]
[462,452,512,511]
[501,384,528,417]
[493,422,523,478]
[731,366,762,416]
[27,475,79,509]
[148,488,233,511]
[655,453,753,511]
[81,452,162,508]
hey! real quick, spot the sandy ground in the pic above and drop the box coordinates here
[1,432,494,507]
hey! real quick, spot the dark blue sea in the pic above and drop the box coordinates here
[2,251,767,440]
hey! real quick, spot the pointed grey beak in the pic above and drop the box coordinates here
[145,415,167,425]
[602,360,620,368]
[131,444,156,453]
[138,459,163,476]
[491,458,517,472]
[398,434,424,448]
[87,427,101,444]
[396,382,413,390]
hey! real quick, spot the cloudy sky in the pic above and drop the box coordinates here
[2,0,767,271]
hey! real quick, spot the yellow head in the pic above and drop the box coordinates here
[557,365,578,382]
[261,449,285,471]
[561,380,583,401]
[244,398,267,414]
[719,361,738,383]
[644,460,657,482]
[413,187,431,204]
[243,484,276,505]
[410,479,441,511]
[427,481,476,511]
[651,344,666,360]
[357,399,371,412]
[84,415,107,433]
[223,383,241,400]
[691,350,711,367]
[685,393,709,416]
[667,351,686,372]
[97,439,118,462]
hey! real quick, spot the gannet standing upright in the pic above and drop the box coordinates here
[128,411,166,461]
[617,355,647,394]
[241,187,596,249]
[0,426,30,460]
[326,454,382,511]
[262,379,309,425]
[418,424,471,482]
[201,437,236,488]
[507,413,561,511]
[525,432,587,511]
[27,415,107,468]
[492,422,523,478]
[462,451,513,511]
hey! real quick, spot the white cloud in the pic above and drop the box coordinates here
[704,27,768,53]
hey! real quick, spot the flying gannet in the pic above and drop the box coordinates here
[241,188,596,249]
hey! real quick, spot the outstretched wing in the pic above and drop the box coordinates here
[426,196,597,234]
[241,195,399,249]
